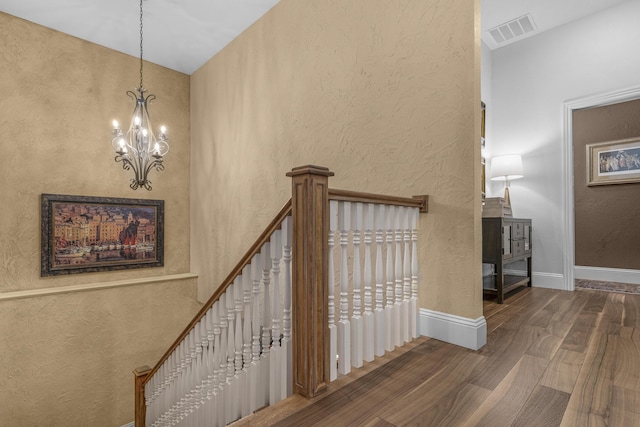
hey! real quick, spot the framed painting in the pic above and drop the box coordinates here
[587,137,640,186]
[41,194,164,276]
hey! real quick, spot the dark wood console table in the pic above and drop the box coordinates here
[482,217,532,304]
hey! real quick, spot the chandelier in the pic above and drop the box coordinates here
[111,0,169,191]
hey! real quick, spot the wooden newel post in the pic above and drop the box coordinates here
[287,165,334,398]
[134,365,151,427]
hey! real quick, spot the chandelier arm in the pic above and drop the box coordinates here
[115,155,134,171]
[143,159,164,182]
[144,93,156,104]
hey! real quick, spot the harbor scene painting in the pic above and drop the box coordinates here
[41,194,164,276]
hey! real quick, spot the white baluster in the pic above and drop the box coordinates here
[182,330,197,424]
[226,285,239,424]
[175,340,186,425]
[156,354,168,426]
[249,254,262,413]
[402,207,412,344]
[374,204,385,357]
[194,326,203,421]
[170,343,184,426]
[184,329,198,423]
[198,338,212,427]
[180,338,191,424]
[167,351,176,425]
[172,341,185,425]
[281,216,293,399]
[410,208,419,339]
[144,379,152,427]
[260,243,271,407]
[241,265,252,417]
[199,316,209,411]
[179,338,191,425]
[269,229,283,404]
[350,202,363,369]
[234,277,245,415]
[212,303,222,427]
[394,207,404,348]
[218,294,228,427]
[384,205,395,352]
[193,321,205,421]
[145,374,154,426]
[363,203,375,362]
[204,309,218,427]
[337,201,351,374]
[163,356,172,426]
[161,348,175,426]
[328,202,338,381]
[197,319,209,420]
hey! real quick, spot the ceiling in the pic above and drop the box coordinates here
[0,0,630,75]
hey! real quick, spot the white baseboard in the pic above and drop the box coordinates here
[503,269,567,290]
[575,266,640,285]
[532,272,566,290]
[418,309,486,350]
[120,423,134,427]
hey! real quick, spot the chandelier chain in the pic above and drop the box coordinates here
[139,0,144,89]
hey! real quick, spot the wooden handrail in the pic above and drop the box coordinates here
[139,198,292,387]
[329,189,428,213]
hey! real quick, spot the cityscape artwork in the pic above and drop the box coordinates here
[41,194,164,276]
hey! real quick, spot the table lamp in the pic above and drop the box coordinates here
[490,154,523,208]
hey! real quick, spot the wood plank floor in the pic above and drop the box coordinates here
[232,287,640,426]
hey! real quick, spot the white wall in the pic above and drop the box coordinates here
[489,0,640,288]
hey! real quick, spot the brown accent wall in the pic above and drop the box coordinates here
[0,12,200,426]
[573,99,640,269]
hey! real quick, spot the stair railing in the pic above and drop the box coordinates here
[134,165,427,426]
[327,190,427,380]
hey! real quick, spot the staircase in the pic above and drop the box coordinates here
[134,165,428,426]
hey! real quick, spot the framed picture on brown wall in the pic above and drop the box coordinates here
[587,137,640,186]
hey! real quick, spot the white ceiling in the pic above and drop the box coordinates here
[481,0,629,49]
[0,0,630,75]
[0,0,281,75]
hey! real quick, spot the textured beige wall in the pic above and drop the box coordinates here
[191,0,483,319]
[0,12,200,426]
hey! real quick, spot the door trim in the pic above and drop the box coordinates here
[562,86,640,291]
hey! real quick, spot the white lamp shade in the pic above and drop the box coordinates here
[490,154,523,181]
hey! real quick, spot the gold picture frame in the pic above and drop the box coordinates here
[586,137,640,186]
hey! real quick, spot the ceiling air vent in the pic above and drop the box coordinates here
[487,14,537,46]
